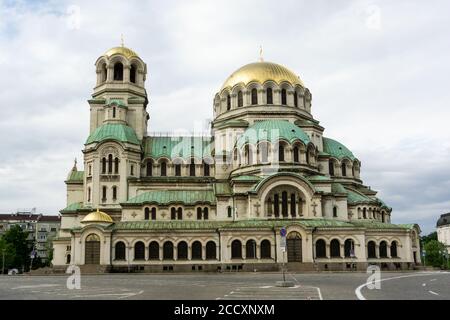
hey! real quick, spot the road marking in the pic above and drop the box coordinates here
[71,290,144,299]
[260,286,273,288]
[430,279,437,282]
[220,285,322,300]
[428,291,439,296]
[11,284,59,290]
[355,272,447,300]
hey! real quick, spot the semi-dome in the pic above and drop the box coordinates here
[85,123,140,145]
[221,61,304,91]
[81,208,113,224]
[104,46,139,60]
[323,137,356,160]
[437,213,450,227]
[236,120,310,149]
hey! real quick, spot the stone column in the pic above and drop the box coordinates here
[145,246,149,261]
[123,65,130,83]
[174,246,178,261]
[242,244,246,259]
[202,246,206,260]
[326,244,330,258]
[159,245,163,261]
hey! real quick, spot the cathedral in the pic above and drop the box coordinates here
[52,45,421,272]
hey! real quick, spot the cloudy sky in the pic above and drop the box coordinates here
[0,0,449,234]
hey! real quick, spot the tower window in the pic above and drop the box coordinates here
[114,157,119,174]
[108,154,113,173]
[112,107,116,118]
[227,95,231,110]
[251,88,258,105]
[293,146,299,163]
[329,160,335,176]
[189,159,196,177]
[177,207,183,220]
[333,206,338,217]
[102,186,107,200]
[197,207,202,220]
[89,164,92,176]
[160,162,167,176]
[281,89,287,105]
[294,91,298,107]
[144,207,150,220]
[87,187,91,202]
[101,63,107,82]
[171,207,176,220]
[130,165,134,176]
[237,91,243,107]
[112,186,117,200]
[175,164,181,176]
[113,62,123,81]
[278,144,285,162]
[130,64,137,83]
[227,206,232,218]
[203,207,208,220]
[203,161,210,177]
[146,161,152,176]
[102,157,106,174]
[266,88,273,104]
[341,163,347,176]
[151,207,156,220]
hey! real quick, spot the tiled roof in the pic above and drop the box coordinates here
[123,190,216,206]
[85,124,140,145]
[345,187,377,205]
[332,183,347,194]
[323,137,356,160]
[214,182,232,196]
[307,175,331,182]
[236,120,311,149]
[143,136,213,160]
[66,170,84,182]
[60,202,92,213]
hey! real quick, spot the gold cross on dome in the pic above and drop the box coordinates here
[121,34,124,47]
[259,45,264,62]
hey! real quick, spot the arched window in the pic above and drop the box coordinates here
[379,241,388,258]
[171,207,176,220]
[237,91,243,107]
[112,107,116,118]
[163,241,174,260]
[227,206,232,218]
[274,194,280,217]
[113,62,123,81]
[266,88,273,104]
[151,207,156,220]
[177,207,183,220]
[281,89,287,105]
[108,154,113,173]
[341,163,347,176]
[381,212,385,223]
[177,241,188,260]
[227,95,231,110]
[102,157,106,174]
[290,194,296,217]
[101,63,107,82]
[130,164,134,176]
[246,240,257,259]
[333,206,338,218]
[391,241,398,258]
[306,149,310,164]
[114,157,119,174]
[134,241,145,260]
[281,191,288,217]
[146,161,152,176]
[203,207,209,220]
[102,186,107,200]
[115,242,126,260]
[66,254,71,264]
[112,186,117,200]
[160,162,167,176]
[260,240,271,259]
[206,241,216,260]
[246,145,253,165]
[189,159,196,176]
[192,241,202,260]
[197,207,202,220]
[175,163,181,176]
[294,91,298,107]
[87,187,91,202]
[130,64,136,83]
[203,161,210,176]
[315,239,326,258]
[278,144,285,162]
[231,240,242,259]
[344,239,355,258]
[367,241,376,258]
[330,239,341,258]
[293,146,299,163]
[259,142,269,163]
[149,241,159,260]
[144,207,150,220]
[329,160,334,176]
[363,208,367,219]
[251,88,258,105]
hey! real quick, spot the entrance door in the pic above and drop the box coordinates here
[287,232,302,262]
[85,234,100,264]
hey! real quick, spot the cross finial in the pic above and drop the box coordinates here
[259,45,264,62]
[72,157,77,171]
[121,34,124,47]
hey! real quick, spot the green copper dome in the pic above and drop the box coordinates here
[322,137,356,160]
[236,120,310,149]
[85,124,140,145]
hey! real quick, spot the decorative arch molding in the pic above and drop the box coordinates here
[100,145,121,158]
[252,172,316,195]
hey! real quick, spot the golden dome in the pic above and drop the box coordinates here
[221,61,304,91]
[104,46,139,60]
[81,208,114,224]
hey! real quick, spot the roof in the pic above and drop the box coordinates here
[437,213,450,227]
[85,124,140,145]
[236,120,311,149]
[323,137,356,161]
[332,183,347,194]
[0,213,41,221]
[104,46,139,60]
[60,202,92,213]
[66,170,84,182]
[214,182,232,196]
[143,136,213,160]
[345,187,377,205]
[123,190,216,206]
[37,215,61,222]
[231,175,263,182]
[108,218,412,231]
[221,61,304,91]
[81,208,113,223]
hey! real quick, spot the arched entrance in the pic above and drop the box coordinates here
[85,234,100,264]
[287,232,302,262]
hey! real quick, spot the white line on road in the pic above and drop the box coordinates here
[428,291,439,296]
[11,284,59,290]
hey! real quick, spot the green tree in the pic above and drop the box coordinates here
[0,238,16,274]
[2,225,31,271]
[424,240,446,268]
[421,231,437,243]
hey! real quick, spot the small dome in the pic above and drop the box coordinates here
[323,137,356,161]
[221,61,304,91]
[85,124,140,145]
[104,46,139,60]
[236,120,310,149]
[437,213,450,227]
[81,208,113,224]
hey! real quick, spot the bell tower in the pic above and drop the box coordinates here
[88,42,149,140]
